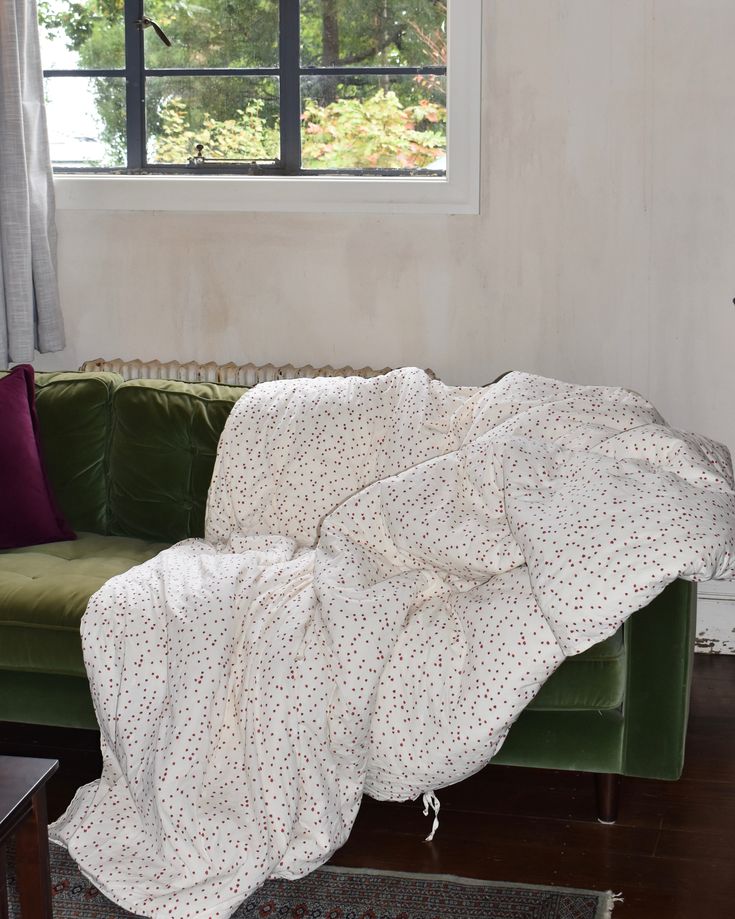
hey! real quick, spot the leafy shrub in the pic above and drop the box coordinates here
[153,89,446,170]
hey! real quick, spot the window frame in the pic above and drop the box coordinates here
[50,0,482,214]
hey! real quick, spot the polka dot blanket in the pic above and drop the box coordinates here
[49,369,735,918]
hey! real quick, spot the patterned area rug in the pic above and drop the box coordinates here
[7,844,614,918]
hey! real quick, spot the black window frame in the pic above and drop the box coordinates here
[43,0,448,177]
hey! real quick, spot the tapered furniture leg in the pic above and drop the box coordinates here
[595,772,621,824]
[16,790,53,919]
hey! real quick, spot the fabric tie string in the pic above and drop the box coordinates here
[422,791,441,841]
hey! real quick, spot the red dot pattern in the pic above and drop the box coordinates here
[49,369,735,918]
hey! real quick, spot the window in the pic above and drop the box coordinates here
[41,1,481,213]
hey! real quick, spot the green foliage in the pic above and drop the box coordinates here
[301,90,445,169]
[153,89,445,168]
[143,0,279,69]
[40,0,447,170]
[154,98,279,163]
[299,0,446,69]
[39,0,121,51]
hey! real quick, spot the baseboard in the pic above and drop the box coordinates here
[696,579,735,601]
[696,590,735,655]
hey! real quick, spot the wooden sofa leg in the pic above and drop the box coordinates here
[595,773,621,824]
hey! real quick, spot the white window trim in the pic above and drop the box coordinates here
[53,0,482,215]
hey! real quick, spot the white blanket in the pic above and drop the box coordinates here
[50,369,735,918]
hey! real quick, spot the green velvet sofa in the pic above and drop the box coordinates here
[0,371,696,821]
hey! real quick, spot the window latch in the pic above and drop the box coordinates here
[136,17,172,47]
[187,144,278,173]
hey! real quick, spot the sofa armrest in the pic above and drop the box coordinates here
[621,578,697,780]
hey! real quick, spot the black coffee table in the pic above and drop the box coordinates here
[0,755,58,919]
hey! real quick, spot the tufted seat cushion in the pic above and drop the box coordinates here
[0,532,168,678]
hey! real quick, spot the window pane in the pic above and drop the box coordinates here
[45,77,126,168]
[143,0,280,69]
[300,75,446,171]
[145,77,280,164]
[300,0,447,68]
[38,0,125,69]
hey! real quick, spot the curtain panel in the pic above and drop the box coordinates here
[0,0,65,367]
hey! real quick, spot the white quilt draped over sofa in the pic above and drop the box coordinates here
[50,370,735,918]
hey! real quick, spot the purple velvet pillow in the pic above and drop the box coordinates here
[0,364,75,549]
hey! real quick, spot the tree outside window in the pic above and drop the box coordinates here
[39,1,448,174]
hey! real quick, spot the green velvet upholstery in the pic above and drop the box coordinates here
[527,628,625,712]
[493,579,694,778]
[0,371,124,534]
[0,671,97,729]
[108,379,246,542]
[493,710,625,774]
[0,532,167,678]
[0,372,698,783]
[620,577,696,778]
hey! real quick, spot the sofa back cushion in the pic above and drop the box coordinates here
[0,371,122,534]
[107,379,247,542]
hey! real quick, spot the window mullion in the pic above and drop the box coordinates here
[278,0,301,174]
[124,0,146,169]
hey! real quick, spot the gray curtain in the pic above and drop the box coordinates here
[0,0,65,368]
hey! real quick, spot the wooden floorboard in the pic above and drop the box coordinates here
[1,654,734,918]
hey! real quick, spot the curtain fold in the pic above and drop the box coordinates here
[0,0,65,368]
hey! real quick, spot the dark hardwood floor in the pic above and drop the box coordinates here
[2,654,734,919]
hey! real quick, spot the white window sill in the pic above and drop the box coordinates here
[53,172,478,215]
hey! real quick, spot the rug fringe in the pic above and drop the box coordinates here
[600,890,624,917]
